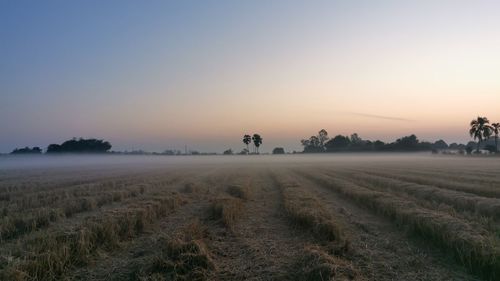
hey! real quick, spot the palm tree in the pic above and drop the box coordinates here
[242,135,251,154]
[252,134,263,154]
[469,117,493,153]
[492,123,500,152]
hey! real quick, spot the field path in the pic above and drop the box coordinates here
[206,169,310,280]
[287,168,479,281]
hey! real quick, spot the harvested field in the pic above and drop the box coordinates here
[1,154,499,280]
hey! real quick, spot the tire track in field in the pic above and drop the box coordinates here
[205,168,310,280]
[290,168,479,281]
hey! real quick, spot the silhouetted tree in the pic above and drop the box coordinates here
[309,136,320,148]
[46,138,112,153]
[325,135,351,152]
[318,129,329,151]
[350,133,362,144]
[301,137,320,153]
[448,143,465,151]
[301,130,329,153]
[470,117,493,153]
[223,149,233,155]
[373,140,385,150]
[300,139,311,148]
[492,123,500,152]
[394,135,419,150]
[252,134,263,153]
[432,140,448,150]
[272,147,285,154]
[349,133,368,150]
[47,144,61,153]
[242,135,251,154]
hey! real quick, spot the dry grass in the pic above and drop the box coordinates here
[135,220,214,281]
[1,196,180,281]
[2,159,500,280]
[180,182,204,194]
[364,170,500,198]
[0,186,146,241]
[226,184,251,200]
[343,172,500,219]
[210,197,243,230]
[299,170,500,279]
[0,208,64,240]
[293,245,360,281]
[273,174,347,249]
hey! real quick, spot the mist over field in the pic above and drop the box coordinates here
[3,1,500,280]
[0,153,472,171]
[1,153,500,280]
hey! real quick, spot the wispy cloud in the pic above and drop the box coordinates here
[347,112,415,122]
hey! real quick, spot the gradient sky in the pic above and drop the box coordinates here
[2,1,500,153]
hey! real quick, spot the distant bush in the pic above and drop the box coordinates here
[432,139,448,150]
[10,147,42,154]
[272,147,285,154]
[485,144,496,153]
[466,146,474,155]
[223,149,233,155]
[46,138,111,153]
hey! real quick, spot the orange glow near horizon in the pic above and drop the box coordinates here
[2,1,500,152]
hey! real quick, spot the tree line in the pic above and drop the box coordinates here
[301,130,450,153]
[8,117,499,155]
[300,116,500,154]
[9,138,112,154]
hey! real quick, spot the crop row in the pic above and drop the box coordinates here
[357,169,500,199]
[355,167,500,188]
[0,195,180,281]
[0,186,146,241]
[0,172,185,216]
[297,170,500,280]
[272,172,347,248]
[334,171,500,220]
[209,183,251,230]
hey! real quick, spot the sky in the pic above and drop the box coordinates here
[1,0,500,153]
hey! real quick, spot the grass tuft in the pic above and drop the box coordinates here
[210,197,243,230]
[226,184,250,200]
[293,245,360,281]
[135,220,214,281]
[273,175,348,250]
